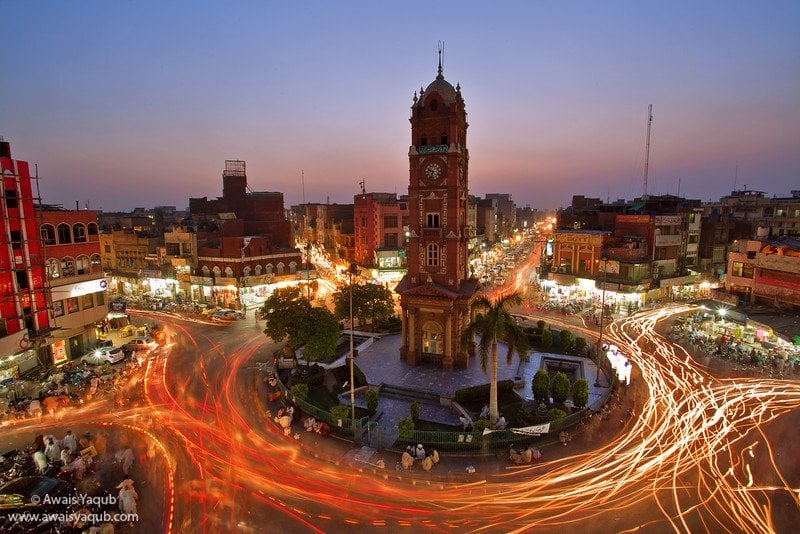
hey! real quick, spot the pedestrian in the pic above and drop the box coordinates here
[117,479,139,517]
[60,448,71,465]
[30,448,49,474]
[27,398,42,417]
[62,429,78,454]
[115,447,135,476]
[44,436,61,462]
[93,431,108,457]
[62,453,86,481]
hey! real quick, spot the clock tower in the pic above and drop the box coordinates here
[396,55,477,370]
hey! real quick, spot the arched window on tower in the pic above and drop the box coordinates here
[422,322,443,355]
[426,243,439,267]
[440,133,448,145]
[420,135,428,146]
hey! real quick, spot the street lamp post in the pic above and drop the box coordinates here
[348,262,358,421]
[595,254,608,387]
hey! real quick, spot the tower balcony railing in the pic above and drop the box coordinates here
[418,144,449,154]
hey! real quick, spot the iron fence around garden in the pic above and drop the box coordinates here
[272,371,615,455]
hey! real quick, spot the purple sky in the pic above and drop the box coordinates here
[2,1,799,212]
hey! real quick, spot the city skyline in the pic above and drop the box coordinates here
[2,1,799,212]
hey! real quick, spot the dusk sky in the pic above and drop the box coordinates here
[2,1,799,212]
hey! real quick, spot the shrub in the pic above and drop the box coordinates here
[559,329,574,352]
[365,389,379,414]
[532,370,550,401]
[410,400,420,422]
[397,416,415,438]
[540,329,553,350]
[548,408,567,421]
[572,378,589,408]
[289,382,309,401]
[551,371,570,404]
[537,319,546,330]
[573,337,588,356]
[472,419,490,434]
[330,404,352,422]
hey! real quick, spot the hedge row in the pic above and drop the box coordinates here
[454,380,515,404]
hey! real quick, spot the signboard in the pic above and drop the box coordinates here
[603,260,620,274]
[52,340,68,366]
[139,269,162,278]
[190,276,214,286]
[617,215,652,224]
[215,277,238,286]
[50,278,108,299]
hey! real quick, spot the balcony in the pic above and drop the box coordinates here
[418,144,449,154]
[422,228,442,238]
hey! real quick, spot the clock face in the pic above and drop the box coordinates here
[425,163,442,181]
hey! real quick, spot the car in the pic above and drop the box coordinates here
[82,346,126,365]
[124,337,157,352]
[211,309,243,322]
[0,476,71,513]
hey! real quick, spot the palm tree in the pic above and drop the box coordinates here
[460,292,529,427]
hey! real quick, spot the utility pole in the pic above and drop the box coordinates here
[643,104,653,201]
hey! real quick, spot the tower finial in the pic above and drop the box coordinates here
[437,40,444,79]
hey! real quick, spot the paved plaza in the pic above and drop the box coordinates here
[329,334,609,431]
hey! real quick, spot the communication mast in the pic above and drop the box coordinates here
[643,104,653,201]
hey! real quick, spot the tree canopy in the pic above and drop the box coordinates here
[261,287,339,360]
[333,283,395,329]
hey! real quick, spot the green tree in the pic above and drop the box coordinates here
[333,283,395,331]
[410,400,420,422]
[301,307,340,361]
[551,371,571,404]
[536,319,546,331]
[540,328,553,350]
[365,389,379,414]
[573,337,588,356]
[460,292,529,427]
[572,378,589,408]
[330,404,351,422]
[290,382,309,402]
[397,417,415,438]
[559,329,574,353]
[532,369,550,401]
[261,287,311,349]
[548,408,567,421]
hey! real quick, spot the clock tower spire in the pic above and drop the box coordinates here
[396,54,477,370]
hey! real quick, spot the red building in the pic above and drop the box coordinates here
[0,139,50,376]
[354,192,408,282]
[38,207,107,365]
[396,61,478,370]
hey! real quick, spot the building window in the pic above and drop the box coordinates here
[224,267,233,277]
[61,257,75,277]
[52,300,64,317]
[440,133,448,145]
[420,135,428,146]
[422,322,443,354]
[81,293,94,309]
[87,222,99,236]
[384,233,398,248]
[254,265,262,276]
[243,266,251,277]
[40,224,56,246]
[90,254,102,272]
[57,223,72,244]
[289,261,297,274]
[688,234,699,244]
[383,215,398,228]
[202,266,210,276]
[265,264,273,275]
[166,243,180,256]
[212,266,221,277]
[76,255,90,275]
[426,243,439,267]
[66,297,79,314]
[426,213,440,228]
[96,291,105,306]
[104,244,111,253]
[4,187,18,209]
[46,258,60,279]
[73,223,87,243]
[277,262,285,275]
